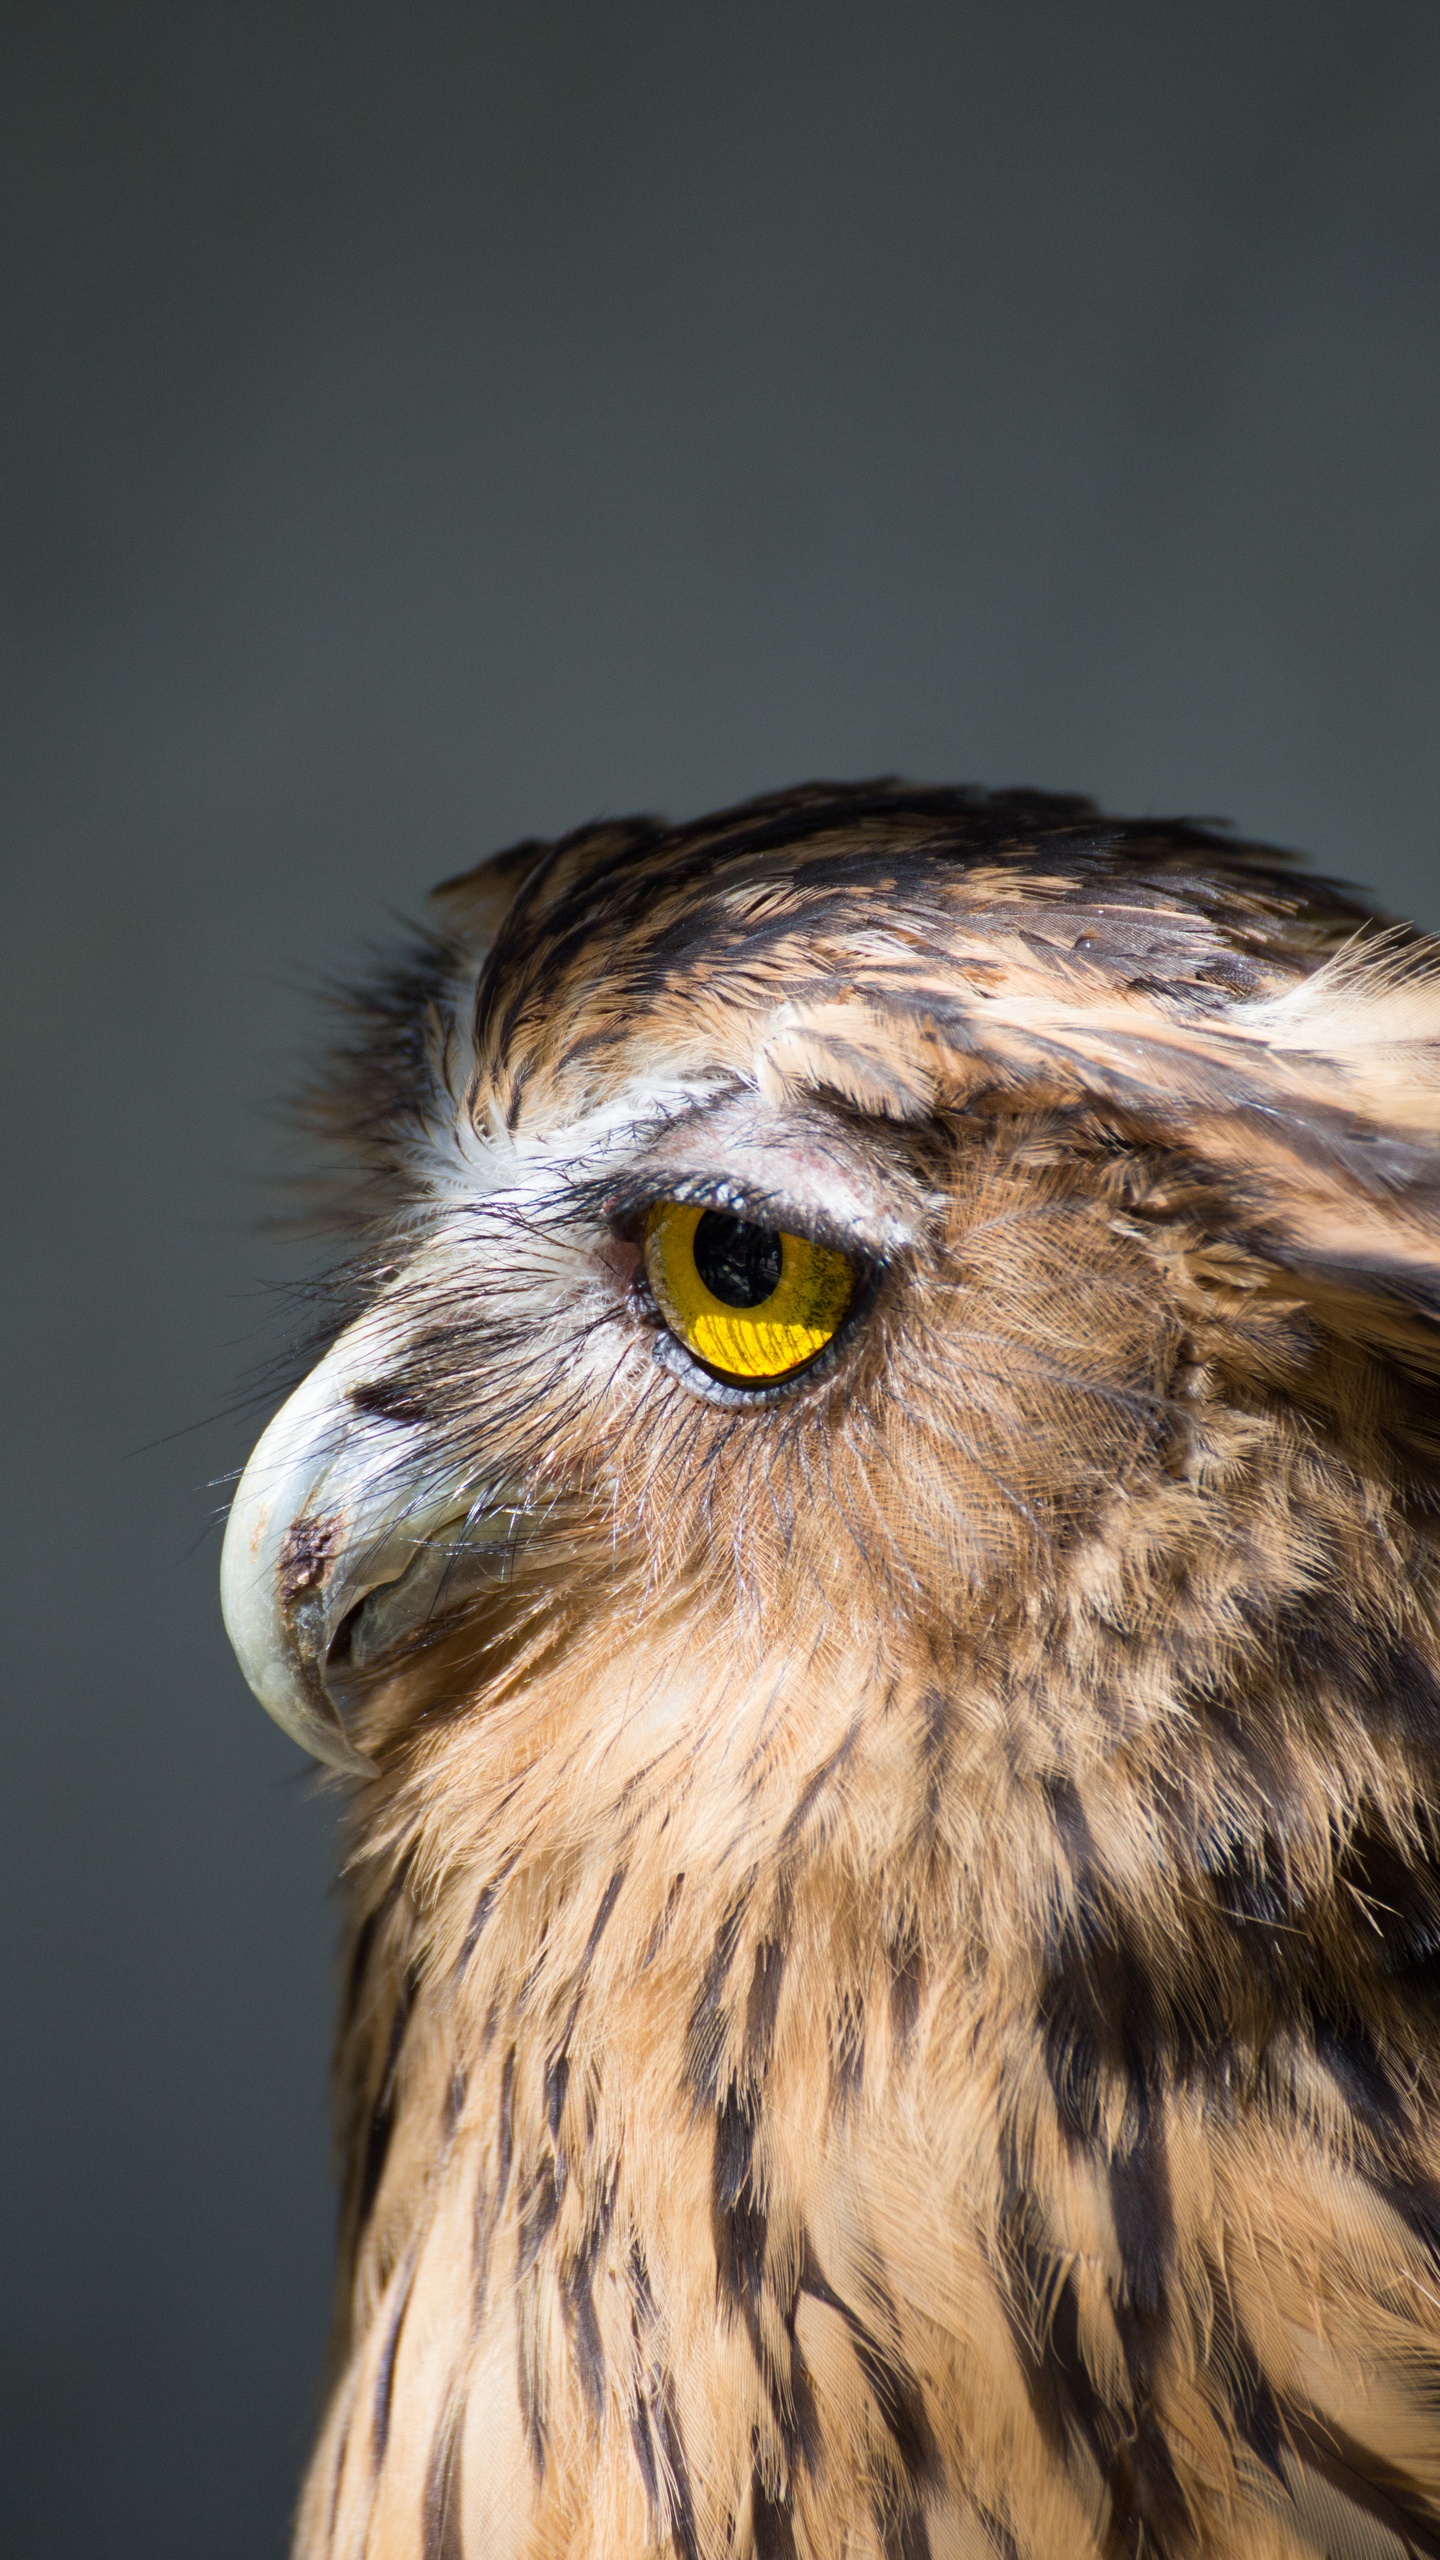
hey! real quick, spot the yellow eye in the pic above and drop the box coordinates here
[644,1201,857,1385]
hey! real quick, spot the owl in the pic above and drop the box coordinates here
[222,782,1440,2560]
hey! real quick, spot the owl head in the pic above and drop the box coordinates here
[222,782,1440,1878]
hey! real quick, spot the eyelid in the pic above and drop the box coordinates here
[604,1167,887,1269]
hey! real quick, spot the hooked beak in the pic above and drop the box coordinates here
[220,1313,526,1773]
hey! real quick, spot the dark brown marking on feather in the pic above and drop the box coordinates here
[517,2157,560,2277]
[1270,1589,1352,1687]
[744,1936,786,2071]
[641,1873,686,1967]
[1308,2004,1440,2262]
[1279,2399,1440,2560]
[1100,2089,1190,2551]
[777,2293,824,2478]
[995,2151,1138,2536]
[878,2502,932,2560]
[994,2145,1074,2467]
[496,2044,516,2205]
[1378,2167,1440,2267]
[751,2472,798,2560]
[799,2244,936,2491]
[1203,1823,1298,1930]
[555,1866,630,2063]
[1038,1908,1161,2145]
[1046,2274,1148,2556]
[340,1854,413,2033]
[1374,1637,1440,1745]
[624,2245,701,2560]
[503,1064,529,1132]
[1043,2266,1190,2560]
[651,2371,701,2560]
[684,1887,751,2102]
[712,2086,767,2333]
[629,2391,660,2514]
[1191,949,1262,993]
[1310,2005,1409,2139]
[563,2268,607,2425]
[778,1720,861,1852]
[1186,1714,1305,1936]
[847,2325,934,2494]
[1338,1815,1440,2000]
[888,1914,924,2049]
[629,2236,656,2321]
[456,1881,499,1975]
[1187,1697,1310,1937]
[1039,1775,1223,2159]
[1108,2090,1174,2319]
[1111,2319,1190,2543]
[974,2510,1022,2560]
[1253,1606,1440,1848]
[356,1965,418,2235]
[421,2407,464,2560]
[545,2050,569,2144]
[516,1911,554,2012]
[561,2183,615,2425]
[1048,2270,1128,2498]
[371,2262,415,2466]
[1198,2252,1285,2483]
[581,1865,628,1967]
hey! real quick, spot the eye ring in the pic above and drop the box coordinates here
[643,1199,859,1390]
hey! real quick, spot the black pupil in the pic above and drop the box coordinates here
[692,1211,783,1308]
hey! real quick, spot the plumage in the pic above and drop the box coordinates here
[221,780,1440,2559]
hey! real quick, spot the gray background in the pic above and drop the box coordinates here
[4,4,1439,2551]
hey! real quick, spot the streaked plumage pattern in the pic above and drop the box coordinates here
[224,783,1440,2558]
